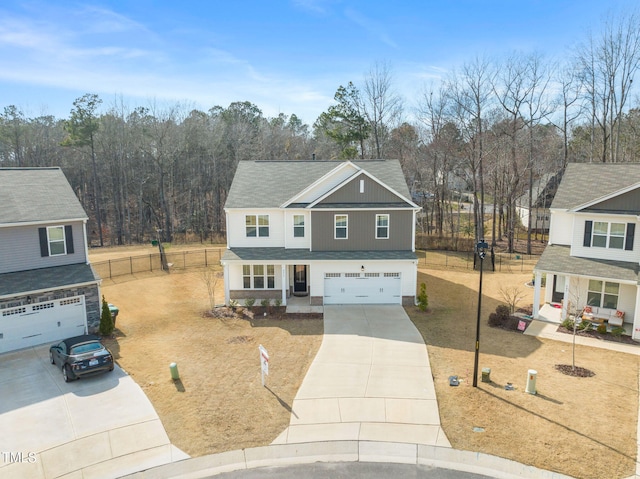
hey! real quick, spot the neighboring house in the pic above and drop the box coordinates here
[221,160,421,307]
[516,171,563,234]
[0,168,101,354]
[532,163,640,340]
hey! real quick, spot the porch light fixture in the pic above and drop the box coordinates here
[361,265,365,272]
[473,240,489,388]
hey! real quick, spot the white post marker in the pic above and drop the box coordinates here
[259,344,269,387]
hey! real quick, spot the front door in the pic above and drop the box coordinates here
[294,265,307,296]
[552,275,565,303]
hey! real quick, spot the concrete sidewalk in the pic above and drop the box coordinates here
[524,319,640,356]
[272,305,450,447]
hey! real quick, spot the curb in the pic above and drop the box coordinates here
[119,440,575,479]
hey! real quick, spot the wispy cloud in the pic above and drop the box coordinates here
[291,0,329,15]
[344,7,398,48]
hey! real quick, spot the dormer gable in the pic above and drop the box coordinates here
[309,169,417,208]
[281,161,359,207]
[573,183,640,215]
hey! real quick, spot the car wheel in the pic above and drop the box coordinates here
[49,351,55,365]
[63,365,73,383]
[108,365,114,372]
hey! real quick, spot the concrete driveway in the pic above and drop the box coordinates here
[273,305,450,446]
[0,344,187,479]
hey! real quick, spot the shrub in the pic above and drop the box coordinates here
[99,295,114,337]
[611,326,626,337]
[245,298,255,309]
[260,298,270,309]
[229,299,239,310]
[578,320,591,331]
[561,318,575,330]
[274,298,282,308]
[596,323,607,334]
[417,283,428,311]
[488,305,511,327]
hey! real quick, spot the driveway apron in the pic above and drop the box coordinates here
[273,305,450,447]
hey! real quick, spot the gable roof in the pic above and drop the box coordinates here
[225,160,412,209]
[551,163,640,210]
[0,168,87,225]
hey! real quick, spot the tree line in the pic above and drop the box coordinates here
[1,9,640,252]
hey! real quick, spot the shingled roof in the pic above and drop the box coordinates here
[0,168,87,225]
[551,163,640,210]
[225,160,412,209]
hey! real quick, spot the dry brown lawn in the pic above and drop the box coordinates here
[409,267,639,479]
[99,269,322,457]
[94,247,639,479]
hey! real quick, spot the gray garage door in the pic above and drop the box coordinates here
[0,296,86,354]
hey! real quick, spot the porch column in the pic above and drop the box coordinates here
[223,263,230,305]
[281,265,287,306]
[633,285,640,341]
[561,277,570,320]
[532,271,542,319]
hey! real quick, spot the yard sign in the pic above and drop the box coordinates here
[259,344,269,387]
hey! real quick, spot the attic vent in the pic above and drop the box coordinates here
[360,179,364,193]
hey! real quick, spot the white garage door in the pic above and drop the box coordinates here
[324,273,401,305]
[0,296,87,354]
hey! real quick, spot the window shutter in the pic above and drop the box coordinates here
[65,225,74,254]
[625,223,635,251]
[39,228,49,257]
[583,221,592,247]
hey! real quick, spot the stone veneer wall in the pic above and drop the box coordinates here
[229,290,282,302]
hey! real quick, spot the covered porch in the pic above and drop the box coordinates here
[532,245,640,340]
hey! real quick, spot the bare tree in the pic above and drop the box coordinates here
[576,10,640,162]
[363,61,403,158]
[201,269,222,312]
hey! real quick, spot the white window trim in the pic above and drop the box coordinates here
[47,225,67,256]
[242,264,276,289]
[293,214,305,238]
[334,214,348,240]
[592,221,625,249]
[375,214,389,239]
[245,214,270,238]
[587,280,619,309]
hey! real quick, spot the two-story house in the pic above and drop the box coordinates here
[532,163,640,340]
[0,167,101,354]
[221,160,420,307]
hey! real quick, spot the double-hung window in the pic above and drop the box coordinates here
[587,221,633,250]
[245,214,269,237]
[376,214,389,239]
[335,215,348,239]
[587,280,619,309]
[242,265,276,289]
[293,215,305,238]
[47,226,66,256]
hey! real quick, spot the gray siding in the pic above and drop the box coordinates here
[0,221,87,274]
[319,174,407,204]
[583,188,640,213]
[312,210,413,251]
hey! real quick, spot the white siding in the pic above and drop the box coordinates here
[284,210,311,249]
[570,213,640,263]
[548,210,572,245]
[226,209,285,247]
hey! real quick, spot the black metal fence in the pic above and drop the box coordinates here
[417,250,539,273]
[92,248,224,279]
[92,247,538,280]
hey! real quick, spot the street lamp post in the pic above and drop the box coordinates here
[473,240,489,388]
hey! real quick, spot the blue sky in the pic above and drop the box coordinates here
[0,1,634,124]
